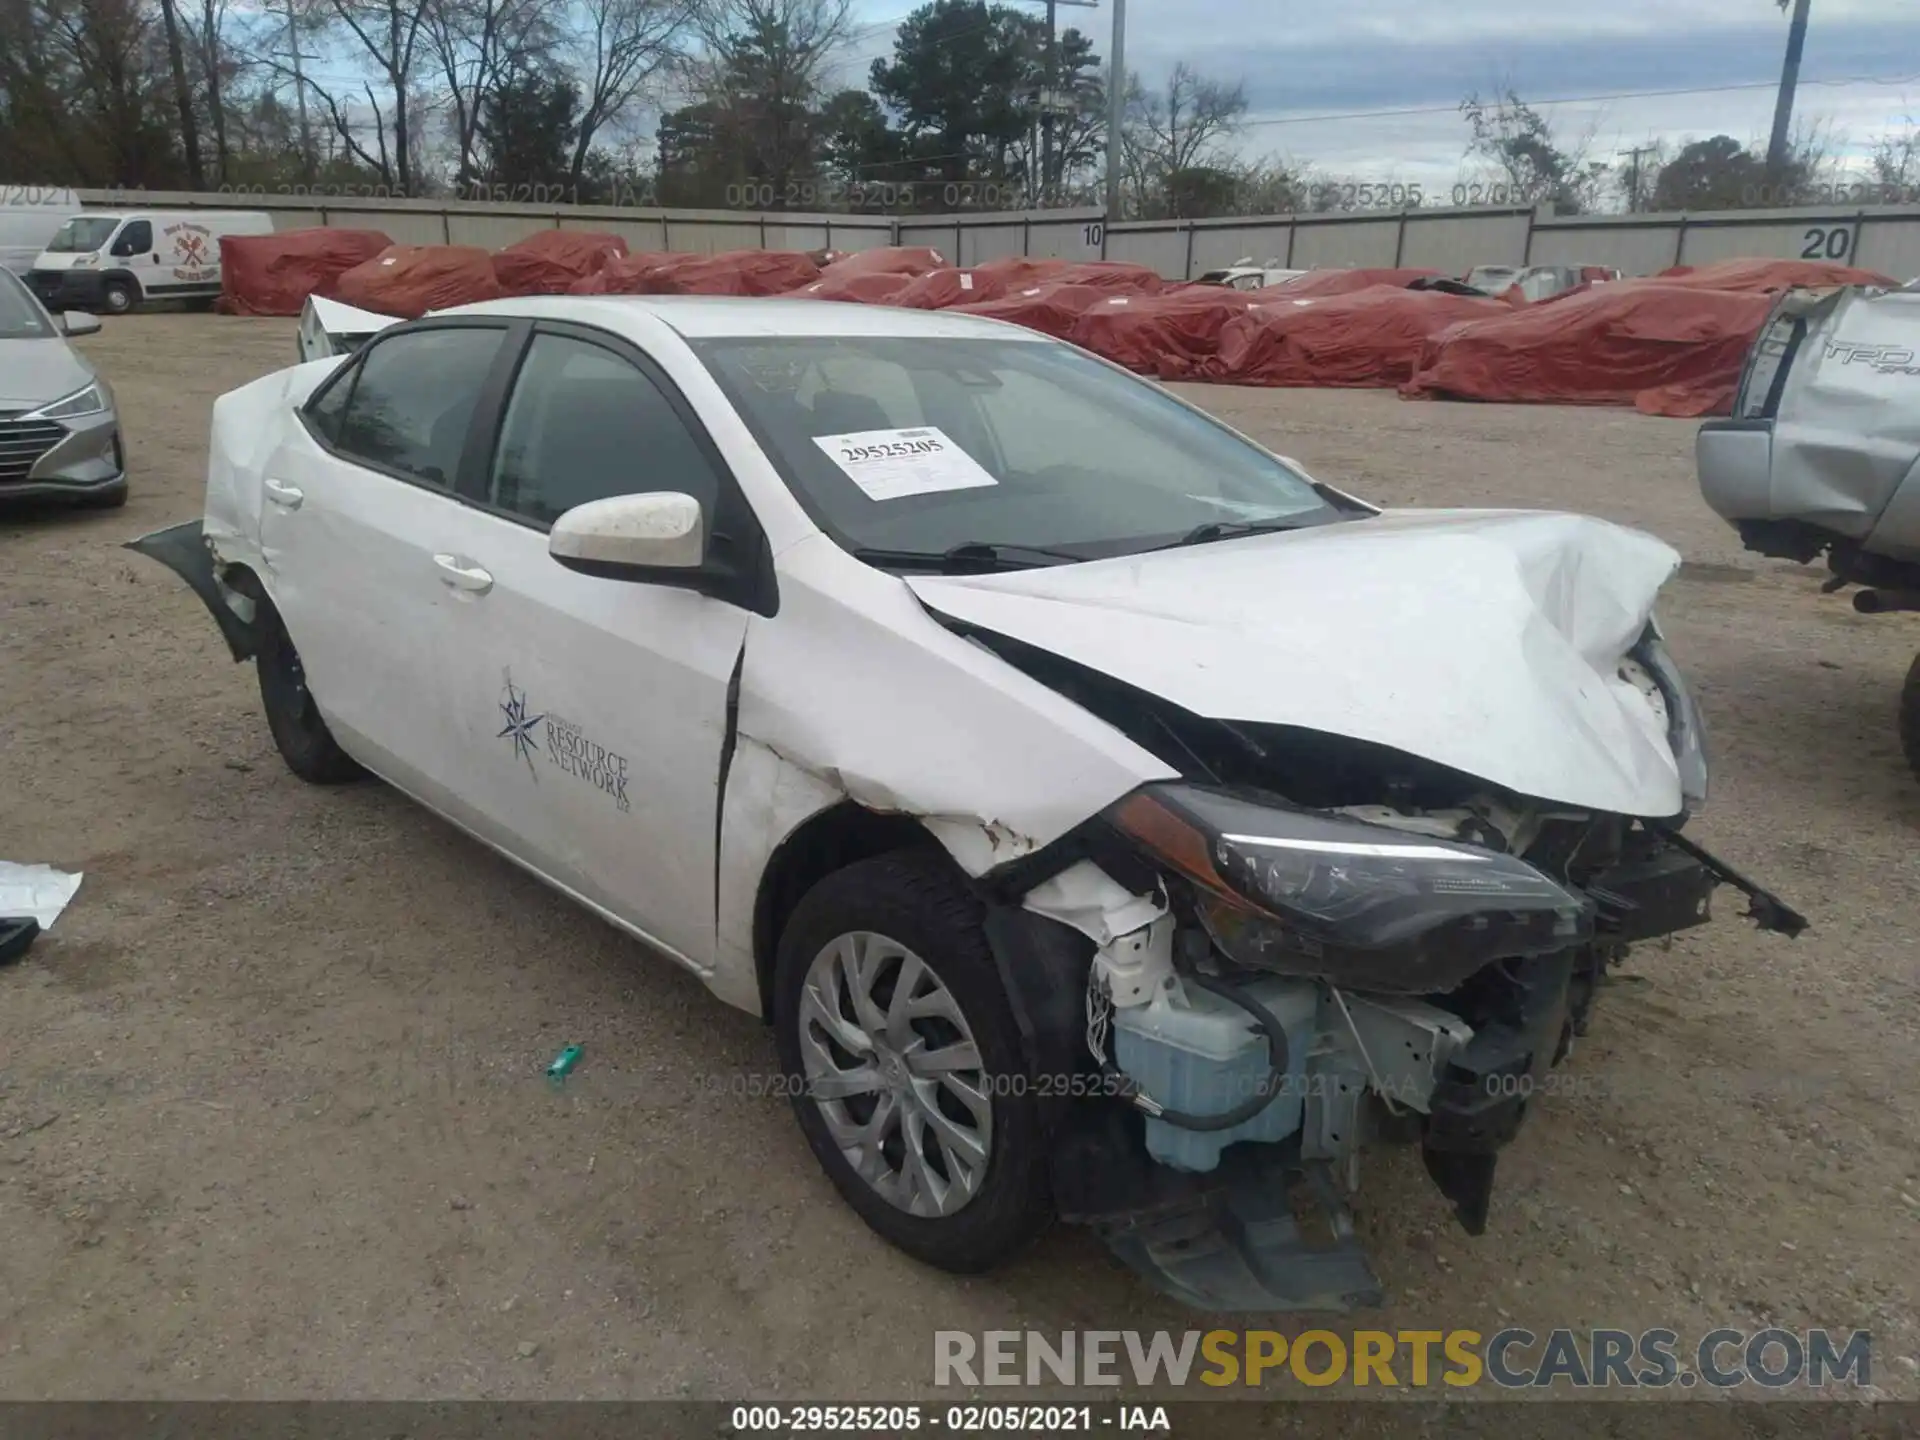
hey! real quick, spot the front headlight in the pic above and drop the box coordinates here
[24,383,109,421]
[1106,785,1592,994]
[1634,625,1710,812]
[71,254,100,269]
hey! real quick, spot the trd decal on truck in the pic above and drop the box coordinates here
[495,669,632,812]
[1823,341,1920,377]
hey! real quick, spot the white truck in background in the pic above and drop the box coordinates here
[25,209,273,314]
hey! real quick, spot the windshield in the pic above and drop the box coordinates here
[45,217,118,254]
[693,336,1343,561]
[0,270,55,340]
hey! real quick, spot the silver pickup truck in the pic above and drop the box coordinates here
[1696,280,1920,779]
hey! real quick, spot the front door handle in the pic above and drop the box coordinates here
[264,477,304,510]
[433,553,494,594]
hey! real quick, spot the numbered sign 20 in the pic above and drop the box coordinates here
[1800,224,1858,262]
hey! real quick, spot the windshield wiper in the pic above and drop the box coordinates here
[1156,517,1309,551]
[851,540,1085,573]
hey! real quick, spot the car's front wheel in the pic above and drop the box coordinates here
[256,597,364,785]
[100,280,135,315]
[773,850,1052,1273]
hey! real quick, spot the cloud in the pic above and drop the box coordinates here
[846,0,1920,174]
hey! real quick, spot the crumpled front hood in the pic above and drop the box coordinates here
[906,508,1687,817]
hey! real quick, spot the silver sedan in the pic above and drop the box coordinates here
[0,266,125,508]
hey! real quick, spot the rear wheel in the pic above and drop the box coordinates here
[1900,651,1920,783]
[256,598,363,784]
[772,850,1052,1273]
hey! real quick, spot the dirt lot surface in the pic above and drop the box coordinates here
[1,313,1916,1416]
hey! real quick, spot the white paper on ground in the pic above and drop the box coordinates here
[812,427,1000,502]
[0,863,83,930]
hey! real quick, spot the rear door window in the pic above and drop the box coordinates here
[329,325,507,489]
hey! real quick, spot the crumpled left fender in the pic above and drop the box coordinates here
[725,534,1177,877]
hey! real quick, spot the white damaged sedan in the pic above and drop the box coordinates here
[134,296,1804,1310]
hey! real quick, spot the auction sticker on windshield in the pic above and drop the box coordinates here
[813,427,999,502]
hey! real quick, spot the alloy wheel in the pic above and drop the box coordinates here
[796,931,993,1218]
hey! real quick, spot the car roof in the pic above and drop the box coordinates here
[445,294,1050,342]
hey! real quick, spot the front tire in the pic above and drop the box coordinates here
[1900,651,1920,783]
[100,280,135,315]
[256,599,363,785]
[773,850,1052,1273]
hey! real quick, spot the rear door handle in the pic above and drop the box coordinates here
[433,553,494,594]
[264,477,303,510]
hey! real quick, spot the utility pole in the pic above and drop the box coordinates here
[1018,0,1097,207]
[1042,0,1056,203]
[284,0,317,183]
[1105,0,1125,218]
[1618,145,1657,212]
[1766,0,1813,182]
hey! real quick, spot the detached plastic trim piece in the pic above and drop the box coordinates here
[0,917,43,968]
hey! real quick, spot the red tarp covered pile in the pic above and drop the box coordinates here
[568,251,697,294]
[819,246,947,280]
[1068,286,1257,379]
[217,228,393,316]
[566,249,820,295]
[789,271,917,305]
[892,267,1003,309]
[1210,285,1510,388]
[333,244,503,319]
[949,283,1113,339]
[1401,281,1777,418]
[648,248,822,296]
[1267,267,1443,298]
[1648,258,1896,293]
[969,256,1166,296]
[492,230,627,295]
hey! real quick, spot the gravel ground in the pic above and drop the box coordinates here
[0,312,1916,1413]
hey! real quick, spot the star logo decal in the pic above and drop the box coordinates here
[498,672,544,772]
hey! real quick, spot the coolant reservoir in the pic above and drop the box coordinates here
[1112,977,1319,1173]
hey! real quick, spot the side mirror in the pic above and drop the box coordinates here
[549,492,704,578]
[58,311,102,337]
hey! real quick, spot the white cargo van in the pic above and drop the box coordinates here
[0,187,80,276]
[26,209,273,314]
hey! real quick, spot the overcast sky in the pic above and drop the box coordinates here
[845,0,1920,180]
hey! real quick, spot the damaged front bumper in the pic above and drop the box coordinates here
[982,815,1802,1314]
[123,519,262,661]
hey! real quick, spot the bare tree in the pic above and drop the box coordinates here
[190,0,236,181]
[422,0,554,186]
[154,0,206,186]
[1129,62,1246,178]
[1870,115,1919,192]
[1460,87,1608,213]
[319,0,432,190]
[568,0,696,188]
[1118,63,1247,217]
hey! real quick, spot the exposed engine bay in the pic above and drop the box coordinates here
[963,619,1807,1311]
